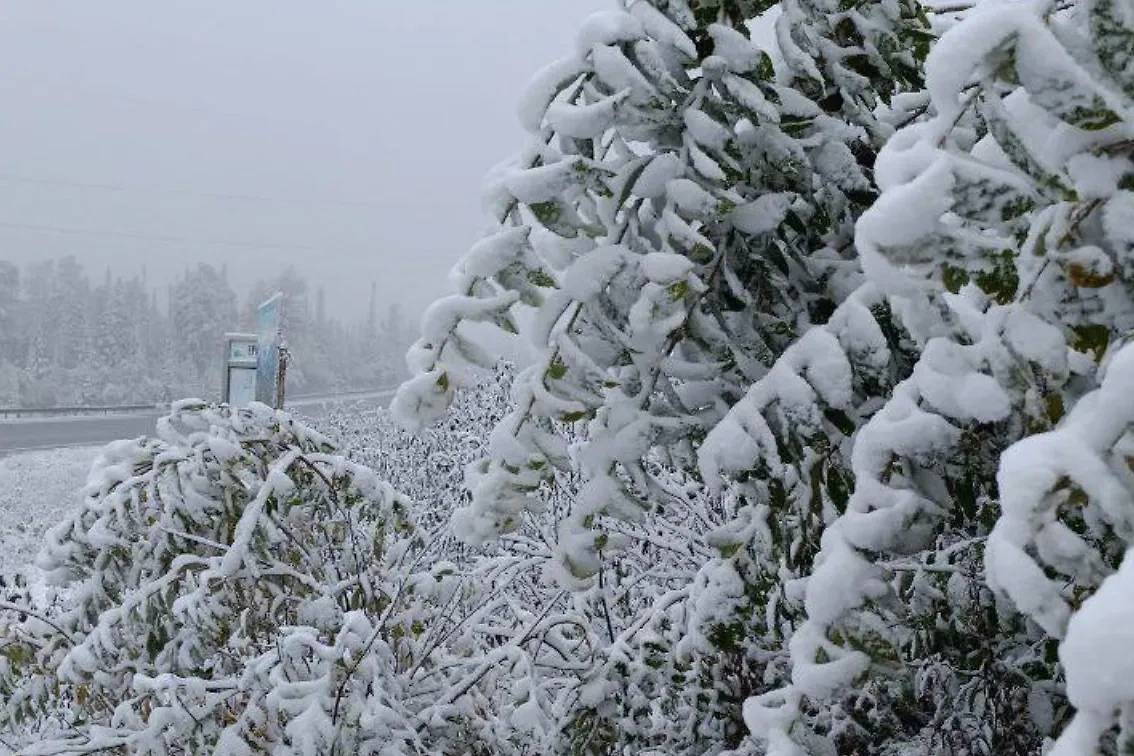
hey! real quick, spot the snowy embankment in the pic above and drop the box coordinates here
[0,447,96,579]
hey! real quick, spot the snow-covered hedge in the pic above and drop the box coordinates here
[326,366,753,754]
[0,401,493,754]
[392,0,1134,753]
[4,382,716,756]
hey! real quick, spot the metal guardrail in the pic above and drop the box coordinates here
[0,386,398,421]
[0,404,166,420]
[287,387,397,404]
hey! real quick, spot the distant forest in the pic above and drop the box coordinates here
[0,257,412,408]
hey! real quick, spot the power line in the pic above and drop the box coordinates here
[0,219,375,254]
[0,173,384,209]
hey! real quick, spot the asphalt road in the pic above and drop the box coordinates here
[0,389,397,457]
[0,413,160,456]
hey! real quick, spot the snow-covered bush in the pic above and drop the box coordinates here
[393,0,931,581]
[995,343,1134,755]
[393,1,934,753]
[727,0,1134,752]
[2,379,713,755]
[0,401,471,754]
[346,367,738,754]
[323,364,516,531]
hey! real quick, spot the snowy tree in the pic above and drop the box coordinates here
[83,277,147,405]
[722,0,1134,752]
[394,0,930,583]
[0,361,21,407]
[15,262,57,407]
[0,261,20,361]
[171,263,237,387]
[389,1,940,753]
[0,261,25,406]
[51,257,89,373]
[0,255,399,410]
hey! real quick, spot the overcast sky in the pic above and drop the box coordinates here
[0,1,605,322]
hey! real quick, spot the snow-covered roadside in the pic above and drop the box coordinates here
[0,446,95,579]
[0,447,102,755]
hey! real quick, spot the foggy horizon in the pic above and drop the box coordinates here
[0,0,605,323]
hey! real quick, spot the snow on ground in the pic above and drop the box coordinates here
[0,446,96,579]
